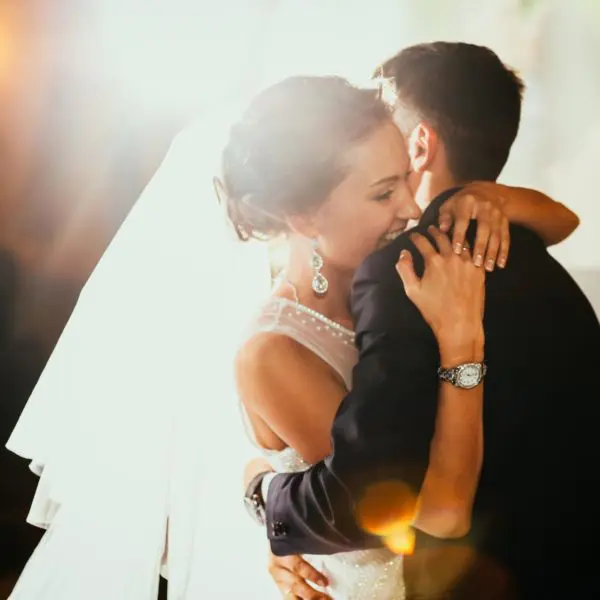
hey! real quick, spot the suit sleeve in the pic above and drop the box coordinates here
[265,252,441,556]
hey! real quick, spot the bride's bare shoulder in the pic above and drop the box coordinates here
[236,332,328,388]
[235,332,345,464]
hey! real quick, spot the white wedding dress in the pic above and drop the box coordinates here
[245,295,406,600]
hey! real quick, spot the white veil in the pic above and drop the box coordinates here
[6,105,274,599]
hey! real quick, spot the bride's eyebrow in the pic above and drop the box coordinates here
[370,175,400,187]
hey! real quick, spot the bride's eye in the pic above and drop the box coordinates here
[373,189,395,202]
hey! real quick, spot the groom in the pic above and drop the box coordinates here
[244,43,600,598]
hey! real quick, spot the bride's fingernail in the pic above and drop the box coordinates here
[474,254,483,267]
[485,259,495,272]
[498,257,507,268]
[453,243,462,255]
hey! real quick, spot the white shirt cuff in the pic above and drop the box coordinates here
[261,472,276,501]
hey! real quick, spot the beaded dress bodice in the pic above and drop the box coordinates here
[245,297,405,600]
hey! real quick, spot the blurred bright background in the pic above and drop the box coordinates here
[1,0,598,595]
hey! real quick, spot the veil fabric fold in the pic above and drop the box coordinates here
[7,106,274,599]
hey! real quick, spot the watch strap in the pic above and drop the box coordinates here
[244,471,269,525]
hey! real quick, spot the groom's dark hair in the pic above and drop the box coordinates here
[376,42,524,182]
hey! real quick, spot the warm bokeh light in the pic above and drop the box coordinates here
[1,2,599,595]
[356,479,419,553]
[383,526,416,555]
[0,4,17,87]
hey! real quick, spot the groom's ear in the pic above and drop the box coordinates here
[407,122,438,173]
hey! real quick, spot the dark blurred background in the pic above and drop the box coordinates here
[1,0,599,596]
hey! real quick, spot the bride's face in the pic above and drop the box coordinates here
[312,120,421,271]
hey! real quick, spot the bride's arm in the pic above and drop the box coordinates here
[256,231,486,556]
[240,295,483,540]
[498,184,579,246]
[413,340,484,538]
[236,332,346,465]
[441,183,579,259]
[396,228,485,539]
[241,341,483,540]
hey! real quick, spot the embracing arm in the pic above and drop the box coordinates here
[436,183,578,274]
[236,332,345,465]
[263,323,435,556]
[416,338,484,538]
[264,300,482,556]
[467,182,580,246]
[264,235,484,555]
[499,184,579,246]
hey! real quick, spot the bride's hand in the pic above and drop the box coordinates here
[396,226,485,366]
[243,457,273,490]
[438,181,510,272]
[268,551,331,600]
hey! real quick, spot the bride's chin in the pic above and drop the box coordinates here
[375,236,396,251]
[376,229,406,251]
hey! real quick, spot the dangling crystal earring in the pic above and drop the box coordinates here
[310,239,328,297]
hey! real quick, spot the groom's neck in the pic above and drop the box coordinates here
[415,170,460,212]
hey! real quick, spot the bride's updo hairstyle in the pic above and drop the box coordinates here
[219,76,391,241]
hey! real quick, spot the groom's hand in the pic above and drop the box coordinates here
[268,551,331,600]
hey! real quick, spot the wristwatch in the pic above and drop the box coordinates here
[438,362,487,389]
[244,471,268,526]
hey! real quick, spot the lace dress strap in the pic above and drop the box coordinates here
[246,297,356,390]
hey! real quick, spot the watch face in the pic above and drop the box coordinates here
[457,364,481,389]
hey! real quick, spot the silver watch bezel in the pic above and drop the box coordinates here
[455,363,484,389]
[439,362,487,389]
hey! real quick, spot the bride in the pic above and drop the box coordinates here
[6,76,577,599]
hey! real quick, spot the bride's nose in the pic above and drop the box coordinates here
[396,195,421,221]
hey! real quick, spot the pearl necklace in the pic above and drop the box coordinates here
[284,280,355,339]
